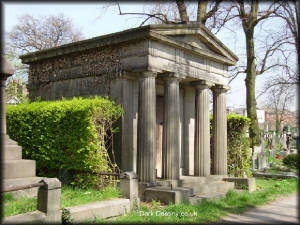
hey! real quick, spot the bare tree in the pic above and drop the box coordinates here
[112,1,286,147]
[256,1,298,101]
[274,0,298,60]
[264,0,299,88]
[217,1,285,147]
[263,84,295,133]
[112,1,227,31]
[7,13,84,54]
[5,13,84,85]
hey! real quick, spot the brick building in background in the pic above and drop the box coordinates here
[226,106,298,132]
[264,108,298,132]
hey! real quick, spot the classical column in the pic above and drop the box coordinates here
[137,71,156,185]
[212,85,229,175]
[193,81,212,177]
[182,86,195,176]
[162,73,181,180]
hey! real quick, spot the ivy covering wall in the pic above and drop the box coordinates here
[6,97,123,188]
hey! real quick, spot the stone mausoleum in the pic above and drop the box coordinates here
[21,23,239,203]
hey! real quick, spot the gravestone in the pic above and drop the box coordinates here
[257,152,268,170]
[282,133,287,149]
[272,132,278,146]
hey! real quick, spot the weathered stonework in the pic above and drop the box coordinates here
[20,23,239,201]
[27,46,122,100]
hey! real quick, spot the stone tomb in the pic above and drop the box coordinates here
[21,23,239,203]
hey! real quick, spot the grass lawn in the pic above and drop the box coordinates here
[2,186,120,218]
[88,178,298,224]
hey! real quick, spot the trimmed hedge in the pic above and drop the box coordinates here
[210,114,252,177]
[6,97,123,188]
[226,114,251,177]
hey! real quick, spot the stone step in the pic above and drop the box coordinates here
[182,180,234,195]
[4,135,18,145]
[180,175,225,186]
[3,145,22,160]
[215,181,235,193]
[2,160,36,179]
[65,198,131,222]
[144,186,193,204]
[188,192,227,205]
[3,176,45,198]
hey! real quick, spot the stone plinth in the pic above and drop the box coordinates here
[223,177,256,192]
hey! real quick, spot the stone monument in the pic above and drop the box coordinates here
[1,58,43,197]
[20,23,240,203]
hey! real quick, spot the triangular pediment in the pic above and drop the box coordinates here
[167,34,216,53]
[149,24,238,65]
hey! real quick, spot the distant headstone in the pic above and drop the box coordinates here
[272,133,279,146]
[257,152,268,170]
[261,152,268,168]
[282,133,287,149]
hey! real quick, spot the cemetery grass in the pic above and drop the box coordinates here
[2,186,119,217]
[88,178,298,224]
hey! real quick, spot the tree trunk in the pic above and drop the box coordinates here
[275,112,280,133]
[244,26,261,147]
[197,0,208,23]
[176,0,189,22]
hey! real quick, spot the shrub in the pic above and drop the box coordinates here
[210,114,251,177]
[227,114,252,177]
[6,97,123,188]
[283,154,299,169]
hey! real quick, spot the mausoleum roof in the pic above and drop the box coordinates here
[20,22,238,66]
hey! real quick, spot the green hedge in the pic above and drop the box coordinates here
[210,114,251,177]
[283,154,299,169]
[226,114,251,177]
[6,97,123,188]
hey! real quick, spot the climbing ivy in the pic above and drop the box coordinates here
[28,45,123,99]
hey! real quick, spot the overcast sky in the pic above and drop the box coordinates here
[3,2,290,110]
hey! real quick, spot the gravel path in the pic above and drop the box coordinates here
[219,193,299,224]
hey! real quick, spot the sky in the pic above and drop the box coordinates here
[3,2,294,110]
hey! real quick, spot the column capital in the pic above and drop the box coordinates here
[161,72,183,82]
[139,71,157,78]
[211,84,230,93]
[191,80,214,89]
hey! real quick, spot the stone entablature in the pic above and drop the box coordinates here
[21,23,238,101]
